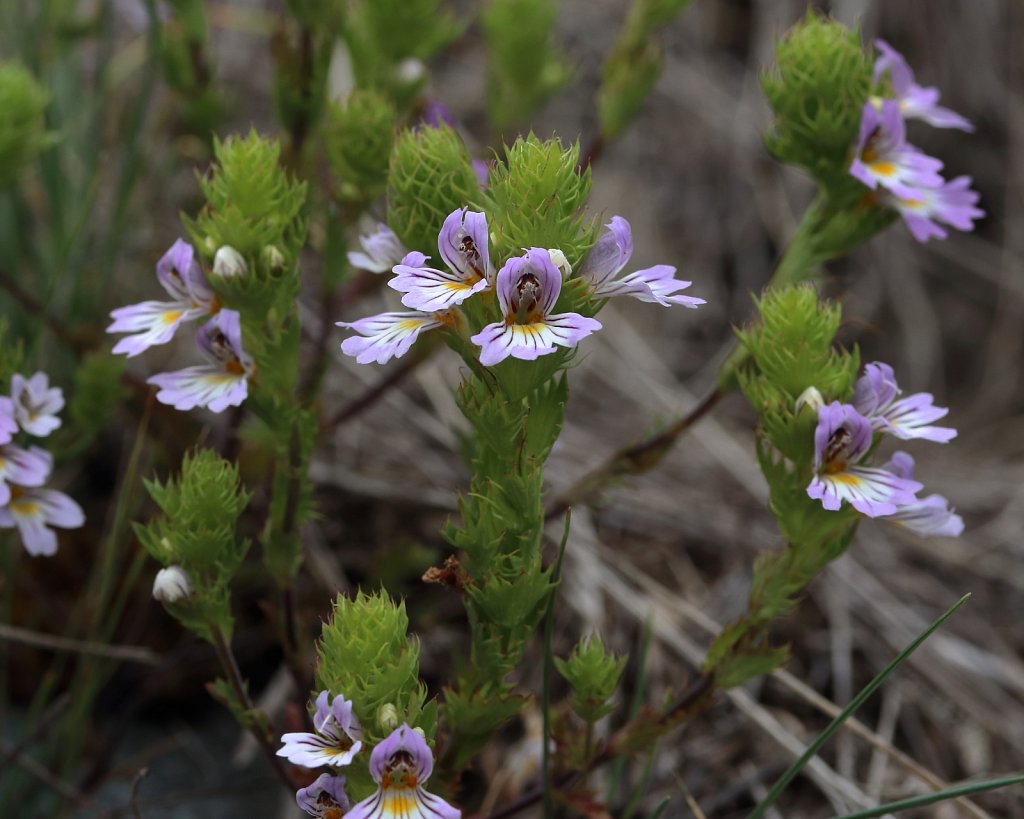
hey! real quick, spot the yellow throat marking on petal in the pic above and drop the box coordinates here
[11,499,39,516]
[382,793,416,815]
[868,161,897,177]
[829,473,862,487]
[898,196,924,210]
[514,323,545,337]
[161,309,184,325]
[398,319,427,332]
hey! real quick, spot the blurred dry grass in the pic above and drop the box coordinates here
[9,0,1023,817]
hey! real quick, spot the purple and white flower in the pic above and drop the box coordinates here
[349,224,410,274]
[877,451,964,537]
[0,397,17,445]
[853,362,957,443]
[873,40,974,132]
[10,372,64,437]
[107,239,219,357]
[886,176,985,243]
[337,309,458,365]
[0,444,51,507]
[807,402,922,517]
[346,723,460,819]
[849,100,944,198]
[278,691,364,769]
[0,485,85,557]
[471,248,601,367]
[389,209,493,311]
[148,309,253,413]
[296,773,351,819]
[578,216,705,308]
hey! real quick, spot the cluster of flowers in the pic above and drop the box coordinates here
[0,374,84,555]
[277,690,460,819]
[107,240,254,413]
[806,362,962,536]
[340,209,704,365]
[850,39,984,242]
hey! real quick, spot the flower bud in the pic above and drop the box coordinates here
[396,58,425,85]
[377,702,399,731]
[153,565,193,603]
[261,244,285,271]
[547,248,571,277]
[795,386,825,415]
[213,246,246,279]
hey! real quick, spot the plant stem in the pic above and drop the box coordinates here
[474,672,714,819]
[0,268,81,352]
[209,624,295,792]
[541,512,572,818]
[544,384,722,520]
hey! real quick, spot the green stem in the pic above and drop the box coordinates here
[209,624,295,791]
[541,511,572,819]
[829,774,1024,819]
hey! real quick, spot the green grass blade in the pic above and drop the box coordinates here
[607,615,654,807]
[830,773,1024,818]
[747,593,971,819]
[649,796,672,819]
[542,509,572,819]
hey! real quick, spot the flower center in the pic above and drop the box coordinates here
[511,273,543,324]
[457,231,484,278]
[315,793,345,819]
[382,751,419,790]
[822,427,852,474]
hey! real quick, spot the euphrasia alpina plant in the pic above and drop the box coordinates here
[5,4,1001,817]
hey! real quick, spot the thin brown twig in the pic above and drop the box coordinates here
[325,340,436,431]
[0,623,160,666]
[544,384,723,520]
[0,737,87,805]
[0,268,82,351]
[0,693,70,774]
[579,133,606,170]
[209,625,295,792]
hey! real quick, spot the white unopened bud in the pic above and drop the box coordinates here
[152,565,193,603]
[327,41,355,103]
[213,246,247,279]
[397,58,425,84]
[262,244,285,271]
[795,386,825,415]
[377,703,399,731]
[547,248,571,278]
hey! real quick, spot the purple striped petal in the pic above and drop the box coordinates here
[807,465,922,517]
[0,487,84,557]
[471,313,601,367]
[337,311,444,365]
[349,224,409,273]
[580,216,633,292]
[0,398,16,446]
[296,773,350,817]
[437,208,492,283]
[390,263,490,311]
